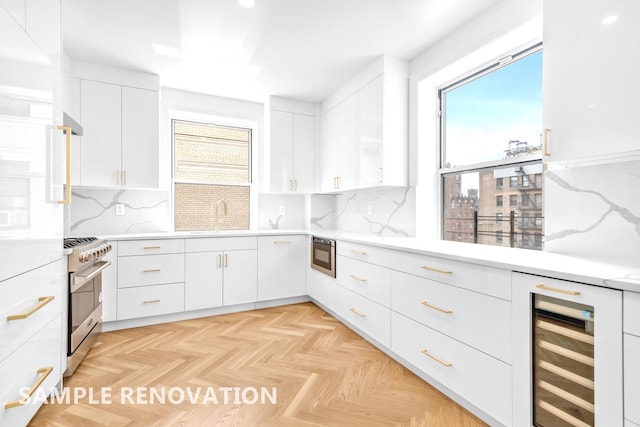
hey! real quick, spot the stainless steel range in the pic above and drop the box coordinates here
[63,237,112,376]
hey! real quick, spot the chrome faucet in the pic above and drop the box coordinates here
[214,199,227,231]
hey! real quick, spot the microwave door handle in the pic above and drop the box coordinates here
[71,261,111,292]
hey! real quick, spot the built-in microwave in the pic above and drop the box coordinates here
[310,236,336,278]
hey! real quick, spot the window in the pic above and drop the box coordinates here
[440,45,544,250]
[496,230,503,243]
[534,193,542,209]
[173,119,251,231]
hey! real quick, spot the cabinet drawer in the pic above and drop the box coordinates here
[118,239,184,256]
[390,270,511,363]
[625,333,640,425]
[0,316,62,427]
[624,291,640,336]
[338,241,391,268]
[337,255,390,307]
[335,285,390,348]
[118,254,184,288]
[186,236,257,253]
[390,251,510,300]
[117,283,184,320]
[391,312,511,425]
[308,268,336,310]
[0,260,63,362]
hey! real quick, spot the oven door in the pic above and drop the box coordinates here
[69,262,107,354]
[310,238,336,277]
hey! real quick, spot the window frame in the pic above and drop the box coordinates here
[170,114,256,232]
[438,43,544,249]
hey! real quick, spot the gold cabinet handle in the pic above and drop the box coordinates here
[7,296,55,321]
[143,299,160,304]
[143,269,161,273]
[289,179,293,191]
[421,349,452,367]
[224,254,228,268]
[421,300,452,314]
[115,170,120,185]
[123,170,127,185]
[351,250,367,256]
[217,254,222,268]
[536,284,580,296]
[143,246,161,249]
[349,307,366,318]
[273,240,292,244]
[294,179,298,191]
[56,126,72,205]
[420,265,453,275]
[4,366,53,409]
[350,274,367,283]
[378,167,383,183]
[543,128,551,156]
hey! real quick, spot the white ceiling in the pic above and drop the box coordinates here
[62,0,502,103]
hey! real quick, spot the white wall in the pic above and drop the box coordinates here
[409,0,543,240]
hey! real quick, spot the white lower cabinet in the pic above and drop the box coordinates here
[117,254,184,288]
[257,235,305,301]
[335,285,390,348]
[185,251,223,311]
[117,283,184,320]
[336,255,390,307]
[390,270,511,363]
[307,268,336,310]
[222,249,257,306]
[625,333,640,425]
[392,312,511,425]
[0,315,62,427]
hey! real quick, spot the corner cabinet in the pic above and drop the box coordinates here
[270,109,315,193]
[319,56,408,192]
[543,0,640,165]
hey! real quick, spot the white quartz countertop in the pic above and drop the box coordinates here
[98,229,640,292]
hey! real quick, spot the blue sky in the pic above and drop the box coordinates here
[444,50,543,167]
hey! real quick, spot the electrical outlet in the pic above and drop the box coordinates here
[367,205,373,215]
[115,204,125,215]
[279,206,286,215]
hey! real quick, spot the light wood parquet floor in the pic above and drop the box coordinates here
[29,303,487,427]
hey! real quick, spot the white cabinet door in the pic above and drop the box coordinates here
[625,334,640,425]
[122,87,159,188]
[80,80,121,186]
[337,94,357,191]
[357,76,384,187]
[292,114,315,193]
[543,0,640,164]
[223,249,257,306]
[319,106,339,192]
[270,110,294,193]
[185,251,223,311]
[257,236,305,301]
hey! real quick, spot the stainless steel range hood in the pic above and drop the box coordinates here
[63,112,83,136]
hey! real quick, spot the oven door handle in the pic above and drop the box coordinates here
[71,261,111,292]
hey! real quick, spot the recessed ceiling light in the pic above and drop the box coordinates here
[238,0,255,8]
[602,15,618,25]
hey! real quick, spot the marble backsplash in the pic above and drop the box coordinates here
[544,160,640,264]
[258,194,307,230]
[65,188,171,236]
[312,187,416,237]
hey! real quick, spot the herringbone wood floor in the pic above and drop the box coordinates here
[29,303,487,426]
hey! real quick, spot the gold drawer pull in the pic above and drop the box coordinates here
[536,284,580,296]
[143,269,161,273]
[273,240,291,244]
[7,296,55,321]
[143,246,161,249]
[420,300,452,314]
[351,250,367,256]
[143,299,161,304]
[5,366,53,409]
[421,349,452,367]
[350,275,367,283]
[349,307,367,318]
[420,266,452,275]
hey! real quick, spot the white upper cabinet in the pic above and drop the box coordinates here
[121,86,159,188]
[69,61,160,188]
[80,80,122,187]
[543,0,640,165]
[319,56,408,193]
[269,100,315,193]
